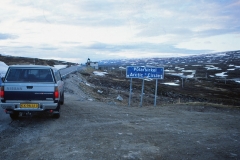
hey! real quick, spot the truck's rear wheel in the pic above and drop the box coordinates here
[52,113,60,119]
[10,112,19,120]
[52,103,61,119]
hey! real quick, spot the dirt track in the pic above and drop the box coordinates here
[0,71,240,160]
[0,91,240,159]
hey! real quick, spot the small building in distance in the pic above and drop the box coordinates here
[89,62,99,69]
[86,58,99,69]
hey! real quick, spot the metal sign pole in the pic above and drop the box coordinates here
[140,78,145,107]
[154,79,158,107]
[128,78,132,106]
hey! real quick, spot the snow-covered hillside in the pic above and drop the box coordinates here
[0,61,8,77]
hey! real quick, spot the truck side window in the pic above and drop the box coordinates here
[55,71,61,81]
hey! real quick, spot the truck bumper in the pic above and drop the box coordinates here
[0,102,58,111]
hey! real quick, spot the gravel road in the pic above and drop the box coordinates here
[0,73,240,160]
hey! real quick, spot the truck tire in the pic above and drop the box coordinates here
[60,92,64,105]
[52,103,61,119]
[52,113,60,119]
[10,112,19,120]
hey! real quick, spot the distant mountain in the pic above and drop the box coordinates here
[99,50,240,67]
[0,54,76,66]
[98,50,240,83]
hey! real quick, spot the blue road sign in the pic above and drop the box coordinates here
[126,66,164,79]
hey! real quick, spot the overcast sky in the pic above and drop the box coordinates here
[0,0,240,63]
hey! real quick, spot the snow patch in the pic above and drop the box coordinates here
[162,82,179,86]
[119,66,126,69]
[93,71,108,76]
[215,72,228,77]
[54,65,67,70]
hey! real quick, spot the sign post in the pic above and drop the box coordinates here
[128,78,132,106]
[154,79,158,106]
[140,78,145,107]
[126,66,164,107]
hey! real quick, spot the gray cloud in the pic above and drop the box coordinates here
[195,26,240,38]
[38,47,58,50]
[0,33,18,40]
[85,42,211,55]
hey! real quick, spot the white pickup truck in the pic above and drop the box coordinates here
[0,65,64,119]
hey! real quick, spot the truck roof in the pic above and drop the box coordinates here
[8,65,58,71]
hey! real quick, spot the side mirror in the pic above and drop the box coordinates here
[1,77,4,82]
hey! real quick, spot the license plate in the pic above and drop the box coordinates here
[20,103,39,108]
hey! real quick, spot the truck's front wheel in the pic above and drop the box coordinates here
[60,92,64,105]
[10,112,19,120]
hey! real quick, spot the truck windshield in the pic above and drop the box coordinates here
[5,68,54,82]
